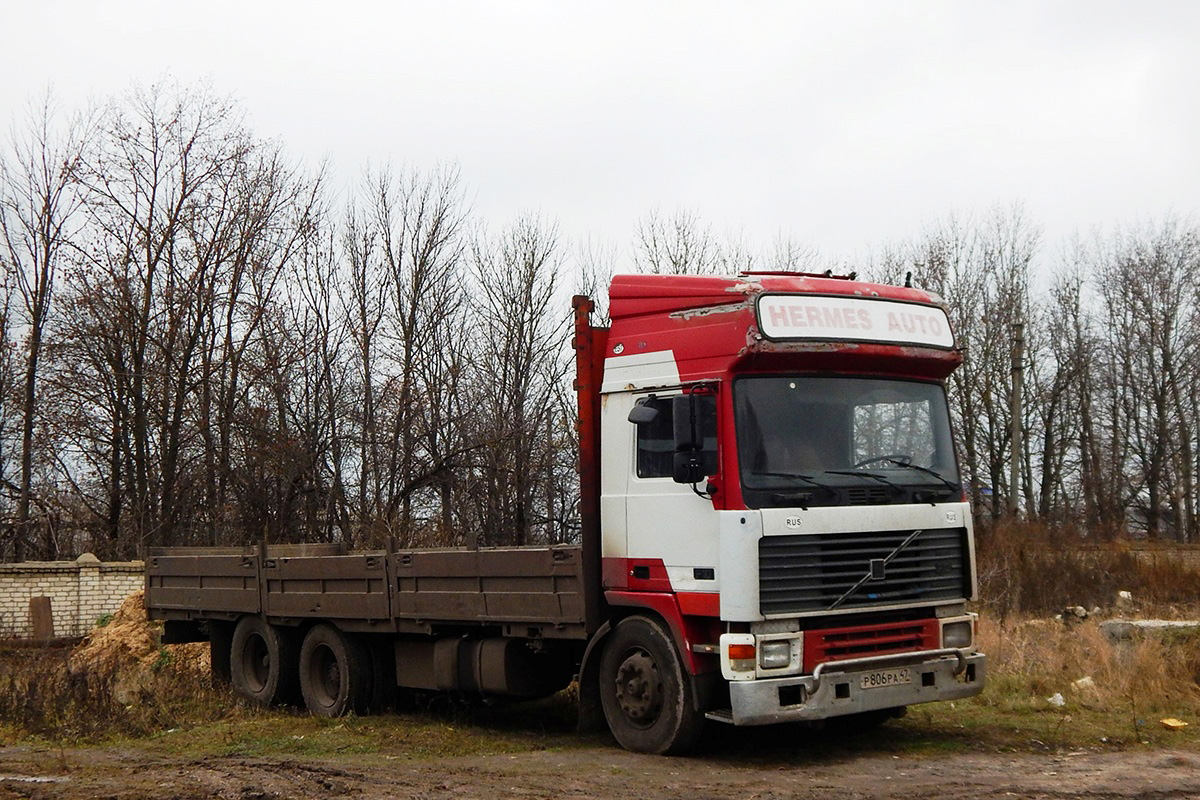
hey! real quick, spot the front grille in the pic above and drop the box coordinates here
[847,486,893,505]
[802,618,939,671]
[759,528,968,615]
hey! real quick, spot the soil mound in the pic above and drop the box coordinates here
[69,591,208,703]
[71,590,157,671]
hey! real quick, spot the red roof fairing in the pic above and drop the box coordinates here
[605,273,962,382]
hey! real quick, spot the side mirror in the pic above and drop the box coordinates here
[672,394,700,450]
[627,399,660,424]
[673,451,706,484]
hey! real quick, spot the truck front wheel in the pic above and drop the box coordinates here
[598,615,704,754]
[230,616,299,706]
[299,624,371,717]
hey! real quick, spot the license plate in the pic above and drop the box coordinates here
[860,668,911,689]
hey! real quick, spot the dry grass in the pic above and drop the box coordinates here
[969,524,1200,741]
[976,520,1200,618]
[980,616,1200,707]
[0,645,243,742]
[0,592,244,743]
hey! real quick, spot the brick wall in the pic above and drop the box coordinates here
[0,554,143,640]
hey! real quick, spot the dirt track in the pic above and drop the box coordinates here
[2,743,1199,800]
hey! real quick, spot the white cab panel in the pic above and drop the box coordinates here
[603,383,722,595]
[600,350,682,394]
[599,393,634,559]
[760,502,971,538]
[719,510,763,620]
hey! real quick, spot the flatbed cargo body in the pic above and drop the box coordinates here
[147,543,588,639]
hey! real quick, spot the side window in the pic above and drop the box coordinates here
[636,398,675,478]
[635,394,719,479]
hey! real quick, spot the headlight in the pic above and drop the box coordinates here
[942,620,973,648]
[759,640,792,669]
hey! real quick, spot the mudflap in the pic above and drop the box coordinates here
[576,621,612,732]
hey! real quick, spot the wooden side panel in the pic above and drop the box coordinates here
[392,546,585,627]
[145,553,260,615]
[264,552,389,620]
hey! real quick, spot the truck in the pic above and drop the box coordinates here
[145,270,986,755]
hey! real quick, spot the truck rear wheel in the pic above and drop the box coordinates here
[598,615,704,755]
[299,624,371,717]
[230,616,299,706]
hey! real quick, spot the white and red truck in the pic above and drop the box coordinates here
[146,271,985,754]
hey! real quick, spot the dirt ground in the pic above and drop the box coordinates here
[2,742,1199,800]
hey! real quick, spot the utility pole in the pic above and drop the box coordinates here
[1009,321,1024,516]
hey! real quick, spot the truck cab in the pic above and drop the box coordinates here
[578,272,985,752]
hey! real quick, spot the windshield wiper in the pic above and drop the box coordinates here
[751,470,837,490]
[824,469,904,493]
[749,471,838,508]
[868,459,961,493]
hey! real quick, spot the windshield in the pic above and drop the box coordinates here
[735,376,960,509]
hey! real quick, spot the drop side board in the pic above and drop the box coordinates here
[145,543,588,640]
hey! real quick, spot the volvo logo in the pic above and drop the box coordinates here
[828,529,925,610]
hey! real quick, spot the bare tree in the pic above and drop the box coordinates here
[468,215,571,546]
[0,94,91,558]
[1092,220,1200,540]
[872,205,1040,519]
[767,233,820,272]
[633,209,721,274]
[573,235,618,323]
[0,266,17,558]
[47,81,317,553]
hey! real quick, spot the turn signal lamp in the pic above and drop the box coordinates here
[720,633,757,681]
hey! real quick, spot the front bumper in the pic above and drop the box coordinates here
[717,649,986,726]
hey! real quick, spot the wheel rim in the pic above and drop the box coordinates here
[308,643,341,709]
[243,633,270,692]
[613,648,663,728]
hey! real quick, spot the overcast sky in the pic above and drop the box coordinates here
[4,1,1198,268]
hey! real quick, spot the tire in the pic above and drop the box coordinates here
[598,615,705,755]
[230,616,299,706]
[299,624,371,717]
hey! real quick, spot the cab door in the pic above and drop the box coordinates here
[624,392,722,598]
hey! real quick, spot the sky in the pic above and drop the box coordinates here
[3,1,1199,269]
